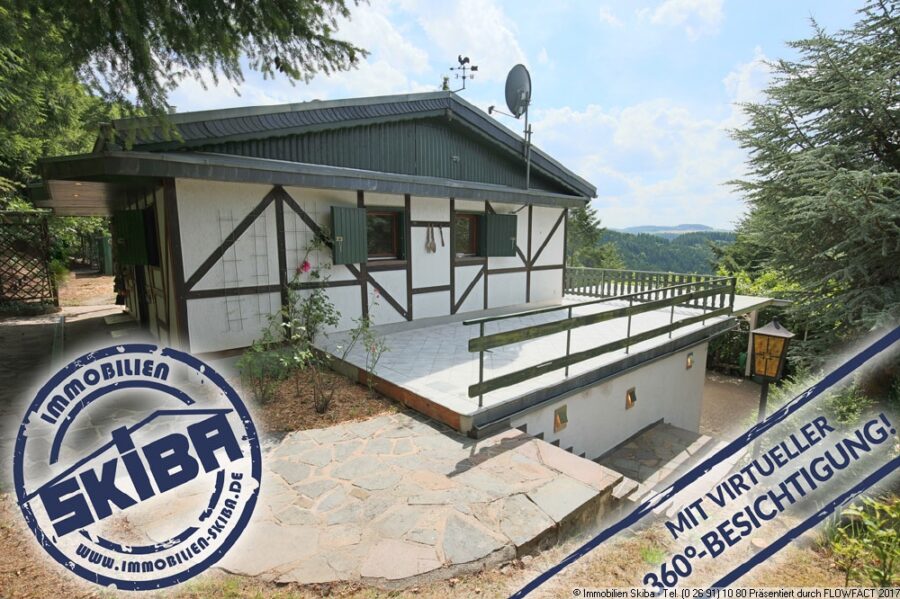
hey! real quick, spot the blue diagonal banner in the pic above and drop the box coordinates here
[509,325,900,598]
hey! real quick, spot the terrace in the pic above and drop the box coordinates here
[320,268,754,436]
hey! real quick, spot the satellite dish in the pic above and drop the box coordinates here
[504,64,531,118]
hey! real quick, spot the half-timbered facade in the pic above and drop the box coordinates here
[36,92,594,355]
[35,91,765,457]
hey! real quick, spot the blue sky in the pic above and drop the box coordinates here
[168,0,862,230]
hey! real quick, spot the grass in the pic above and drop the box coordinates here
[639,544,668,565]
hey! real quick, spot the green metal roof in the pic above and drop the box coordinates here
[97,92,596,199]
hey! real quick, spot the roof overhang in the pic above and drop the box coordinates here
[732,294,792,316]
[39,150,591,211]
[33,181,136,216]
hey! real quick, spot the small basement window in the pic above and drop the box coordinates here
[454,213,479,257]
[367,210,401,259]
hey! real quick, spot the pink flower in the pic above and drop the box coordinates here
[373,288,380,298]
[296,260,311,275]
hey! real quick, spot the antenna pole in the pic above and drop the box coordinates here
[524,107,532,190]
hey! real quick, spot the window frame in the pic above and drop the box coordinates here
[366,209,402,260]
[454,212,480,258]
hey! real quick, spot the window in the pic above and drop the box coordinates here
[367,210,401,259]
[454,214,479,257]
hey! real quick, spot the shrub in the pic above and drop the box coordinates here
[828,496,899,587]
[48,258,69,284]
[238,237,389,414]
[236,321,289,404]
[825,384,874,426]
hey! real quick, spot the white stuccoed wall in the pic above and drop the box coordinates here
[509,344,708,460]
[175,178,567,352]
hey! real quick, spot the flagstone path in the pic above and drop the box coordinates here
[216,412,622,587]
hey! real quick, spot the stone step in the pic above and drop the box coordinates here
[663,441,748,520]
[509,437,624,554]
[610,433,722,516]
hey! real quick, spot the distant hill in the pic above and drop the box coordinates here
[616,224,732,241]
[601,229,736,274]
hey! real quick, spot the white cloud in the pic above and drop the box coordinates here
[597,6,624,28]
[419,0,527,82]
[722,46,771,125]
[642,0,724,39]
[532,48,772,230]
[537,47,557,71]
[168,0,436,109]
[335,2,429,76]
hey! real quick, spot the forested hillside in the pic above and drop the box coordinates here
[600,230,735,274]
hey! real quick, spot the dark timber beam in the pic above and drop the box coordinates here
[184,187,277,290]
[529,209,565,268]
[163,179,190,349]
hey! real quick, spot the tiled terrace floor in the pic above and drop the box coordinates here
[320,296,731,417]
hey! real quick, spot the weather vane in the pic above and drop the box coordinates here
[443,55,478,93]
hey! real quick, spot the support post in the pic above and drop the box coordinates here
[753,380,770,458]
[669,303,675,339]
[478,322,485,407]
[744,309,758,377]
[564,306,573,377]
[625,297,633,354]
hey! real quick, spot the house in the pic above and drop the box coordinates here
[36,91,762,458]
[37,92,588,351]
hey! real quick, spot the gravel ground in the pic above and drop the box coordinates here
[701,371,761,438]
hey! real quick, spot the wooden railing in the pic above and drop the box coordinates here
[566,267,732,309]
[463,269,736,405]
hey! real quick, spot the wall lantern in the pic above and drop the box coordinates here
[625,387,637,410]
[554,405,568,433]
[751,318,794,426]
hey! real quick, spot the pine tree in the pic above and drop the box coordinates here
[566,203,625,269]
[729,0,900,359]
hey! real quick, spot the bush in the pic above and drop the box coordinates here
[828,496,899,587]
[825,384,874,426]
[236,326,290,404]
[49,258,69,284]
[236,237,388,414]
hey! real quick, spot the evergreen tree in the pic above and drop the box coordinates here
[0,0,365,201]
[729,0,900,359]
[5,1,364,114]
[566,203,625,269]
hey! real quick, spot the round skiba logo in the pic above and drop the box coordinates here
[12,344,261,590]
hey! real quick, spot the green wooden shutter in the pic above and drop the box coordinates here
[483,213,517,257]
[397,209,407,260]
[112,210,148,265]
[477,214,487,257]
[331,206,367,264]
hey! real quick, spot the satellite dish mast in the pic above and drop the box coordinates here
[504,64,533,189]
